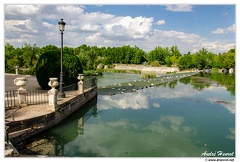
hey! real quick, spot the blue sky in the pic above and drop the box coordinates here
[4,4,236,54]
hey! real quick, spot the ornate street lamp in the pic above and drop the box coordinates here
[58,18,66,98]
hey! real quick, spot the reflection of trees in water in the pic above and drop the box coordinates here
[191,83,210,91]
[179,72,235,94]
[208,73,235,96]
[17,97,98,156]
[179,77,191,85]
[179,77,211,91]
[168,80,178,89]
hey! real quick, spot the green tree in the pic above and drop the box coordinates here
[178,53,193,70]
[147,46,167,65]
[165,56,172,67]
[36,51,83,90]
[223,48,235,69]
[21,43,39,68]
[192,48,208,70]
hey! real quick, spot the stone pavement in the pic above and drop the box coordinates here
[5,73,50,122]
[5,73,42,91]
[5,73,81,122]
[4,73,77,156]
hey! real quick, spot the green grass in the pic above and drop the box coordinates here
[103,68,141,74]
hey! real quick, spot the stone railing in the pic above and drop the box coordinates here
[5,74,97,111]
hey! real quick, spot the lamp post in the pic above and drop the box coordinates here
[58,18,66,98]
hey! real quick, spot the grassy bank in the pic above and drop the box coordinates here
[103,68,141,74]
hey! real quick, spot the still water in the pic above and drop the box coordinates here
[18,73,235,157]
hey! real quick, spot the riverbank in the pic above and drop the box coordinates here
[112,64,198,74]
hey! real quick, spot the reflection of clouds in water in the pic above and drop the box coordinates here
[106,118,139,130]
[208,98,235,114]
[152,102,160,108]
[98,91,149,110]
[148,115,197,136]
[64,117,204,157]
[145,83,201,99]
[98,83,200,111]
[205,85,227,92]
[98,83,235,115]
[204,85,235,114]
[226,128,235,140]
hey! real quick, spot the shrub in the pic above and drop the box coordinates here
[150,61,160,67]
[141,73,156,78]
[36,51,83,90]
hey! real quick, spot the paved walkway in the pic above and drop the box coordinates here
[4,73,81,122]
[5,73,42,91]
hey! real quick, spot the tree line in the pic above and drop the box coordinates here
[5,43,235,75]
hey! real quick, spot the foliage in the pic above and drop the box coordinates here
[147,45,181,66]
[141,73,156,79]
[150,60,160,67]
[84,69,103,76]
[35,51,83,90]
[177,48,235,70]
[178,53,193,70]
[5,43,235,74]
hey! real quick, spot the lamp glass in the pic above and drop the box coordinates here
[58,19,66,31]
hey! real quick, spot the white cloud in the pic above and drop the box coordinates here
[200,41,235,53]
[5,5,40,16]
[81,24,99,31]
[4,4,235,54]
[56,5,84,15]
[211,28,225,35]
[156,20,165,25]
[226,24,236,33]
[165,5,193,12]
[211,24,236,35]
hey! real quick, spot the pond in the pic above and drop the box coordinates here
[16,72,235,157]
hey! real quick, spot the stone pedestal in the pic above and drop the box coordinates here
[48,78,59,111]
[48,89,58,110]
[17,89,28,107]
[78,74,84,94]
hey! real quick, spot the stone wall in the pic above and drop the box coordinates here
[113,64,179,74]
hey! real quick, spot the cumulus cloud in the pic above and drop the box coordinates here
[211,24,236,35]
[165,5,193,12]
[4,4,235,54]
[5,4,41,16]
[156,20,165,25]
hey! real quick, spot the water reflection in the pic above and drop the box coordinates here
[17,73,235,157]
[179,73,235,96]
[17,97,98,156]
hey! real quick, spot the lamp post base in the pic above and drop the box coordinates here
[58,91,66,98]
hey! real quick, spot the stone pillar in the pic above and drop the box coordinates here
[14,77,28,107]
[229,68,234,74]
[48,78,59,111]
[17,90,28,106]
[15,66,19,75]
[78,74,84,94]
